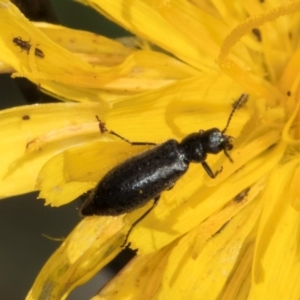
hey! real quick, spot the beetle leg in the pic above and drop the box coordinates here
[214,166,223,177]
[96,116,156,146]
[121,195,160,248]
[224,149,233,163]
[201,161,223,178]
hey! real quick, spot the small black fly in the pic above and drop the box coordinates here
[13,37,44,58]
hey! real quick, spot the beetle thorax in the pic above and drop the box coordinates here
[179,132,206,163]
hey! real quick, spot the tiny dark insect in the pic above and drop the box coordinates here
[234,187,251,203]
[81,93,248,247]
[13,37,44,58]
[251,28,262,42]
[22,115,30,120]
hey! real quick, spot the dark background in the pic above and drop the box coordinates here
[0,1,134,299]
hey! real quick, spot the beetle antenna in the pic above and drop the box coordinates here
[222,94,249,133]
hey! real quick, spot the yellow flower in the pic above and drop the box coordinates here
[1,0,300,299]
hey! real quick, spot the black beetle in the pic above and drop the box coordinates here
[13,37,44,58]
[81,93,248,247]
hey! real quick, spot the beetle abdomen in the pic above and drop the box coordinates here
[81,139,189,216]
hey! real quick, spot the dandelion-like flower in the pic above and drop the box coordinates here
[0,0,300,299]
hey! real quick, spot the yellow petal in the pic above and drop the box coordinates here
[129,137,285,254]
[36,74,247,207]
[95,190,262,299]
[94,244,173,300]
[35,23,134,66]
[26,216,125,300]
[37,141,152,206]
[0,102,103,198]
[160,197,262,299]
[0,0,197,103]
[81,0,228,71]
[251,160,300,299]
[279,48,300,94]
[219,1,300,99]
[290,164,300,210]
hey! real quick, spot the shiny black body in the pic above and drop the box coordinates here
[81,127,233,217]
[13,37,44,58]
[80,94,248,246]
[81,139,188,216]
